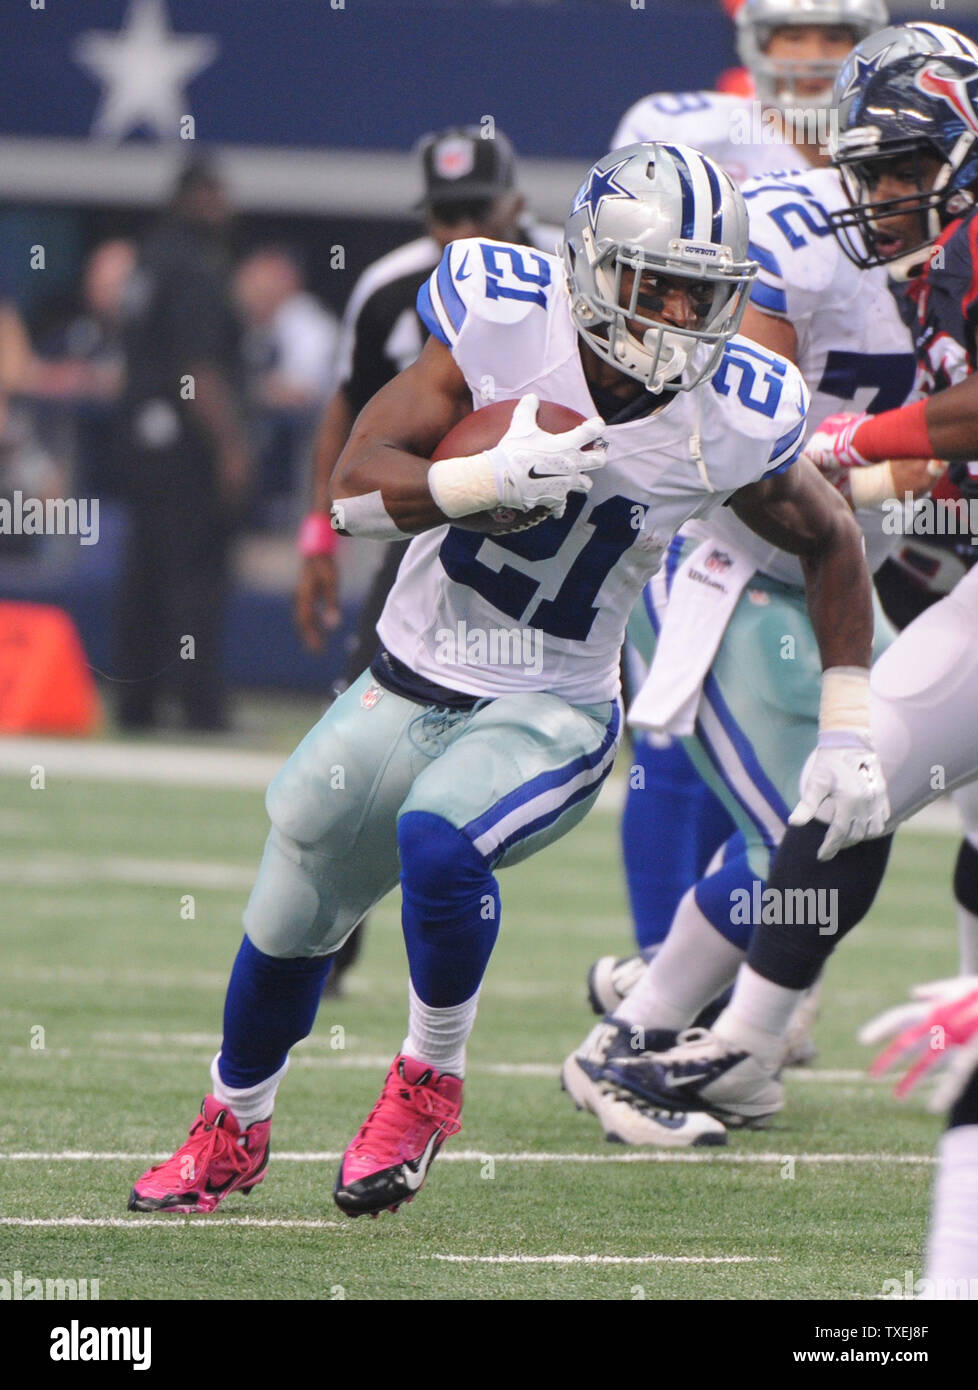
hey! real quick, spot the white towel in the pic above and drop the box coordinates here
[629,540,756,736]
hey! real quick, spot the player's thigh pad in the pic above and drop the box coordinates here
[871,566,978,827]
[399,692,621,870]
[244,671,444,957]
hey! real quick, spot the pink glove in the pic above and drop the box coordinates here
[803,411,872,471]
[867,982,978,1102]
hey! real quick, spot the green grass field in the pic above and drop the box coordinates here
[0,732,960,1302]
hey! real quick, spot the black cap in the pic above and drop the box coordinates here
[416,126,516,208]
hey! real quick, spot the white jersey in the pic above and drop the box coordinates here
[376,237,809,704]
[682,166,918,583]
[612,90,805,187]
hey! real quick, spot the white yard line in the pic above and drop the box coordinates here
[12,1037,884,1084]
[0,853,254,890]
[427,1253,779,1264]
[0,738,284,789]
[0,1150,936,1165]
[0,1216,346,1230]
[0,737,962,835]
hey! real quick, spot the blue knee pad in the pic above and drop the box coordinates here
[693,833,758,953]
[623,738,735,949]
[398,810,500,1008]
[219,935,333,1089]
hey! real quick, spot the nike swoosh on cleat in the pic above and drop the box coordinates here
[402,1130,441,1191]
[456,251,471,280]
[661,1070,712,1087]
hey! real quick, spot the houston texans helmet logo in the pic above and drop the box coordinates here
[916,61,978,134]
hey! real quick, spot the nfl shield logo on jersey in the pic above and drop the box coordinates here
[361,684,384,710]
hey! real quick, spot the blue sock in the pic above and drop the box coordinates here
[622,737,735,948]
[398,810,499,1007]
[693,833,761,953]
[218,935,333,1089]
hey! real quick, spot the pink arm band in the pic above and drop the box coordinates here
[297,512,339,557]
[853,398,934,462]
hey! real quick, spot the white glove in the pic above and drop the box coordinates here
[802,411,872,471]
[858,976,978,1110]
[486,394,607,516]
[789,731,890,861]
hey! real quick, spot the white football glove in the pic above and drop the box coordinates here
[802,411,872,471]
[789,731,890,862]
[858,976,978,1110]
[486,394,607,516]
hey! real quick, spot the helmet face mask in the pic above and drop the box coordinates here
[563,144,758,393]
[826,23,978,271]
[830,140,956,271]
[736,0,889,110]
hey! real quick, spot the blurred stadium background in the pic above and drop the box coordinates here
[3,0,974,721]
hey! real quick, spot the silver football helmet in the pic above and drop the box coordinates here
[562,143,757,393]
[737,0,889,109]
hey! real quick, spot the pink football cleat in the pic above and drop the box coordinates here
[128,1096,271,1213]
[334,1054,463,1217]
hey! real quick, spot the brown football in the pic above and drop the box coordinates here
[431,398,587,535]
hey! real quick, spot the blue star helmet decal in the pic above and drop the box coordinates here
[840,44,893,101]
[571,158,636,233]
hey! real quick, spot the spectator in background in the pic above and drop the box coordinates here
[294,124,558,994]
[0,295,63,557]
[26,238,136,499]
[234,247,338,525]
[235,247,338,410]
[114,157,251,733]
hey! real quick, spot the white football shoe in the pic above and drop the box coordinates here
[603,1026,784,1128]
[586,949,655,1016]
[561,1019,727,1148]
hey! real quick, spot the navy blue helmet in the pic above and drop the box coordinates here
[828,22,978,270]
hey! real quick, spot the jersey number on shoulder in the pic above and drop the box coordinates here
[817,349,916,414]
[712,343,786,419]
[439,493,641,641]
[480,245,551,307]
[768,200,833,250]
[648,92,713,116]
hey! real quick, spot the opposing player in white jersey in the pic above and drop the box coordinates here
[127,142,886,1218]
[611,0,891,958]
[563,154,936,1139]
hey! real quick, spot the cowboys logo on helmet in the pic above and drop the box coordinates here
[562,143,757,394]
[737,0,889,109]
[827,22,978,271]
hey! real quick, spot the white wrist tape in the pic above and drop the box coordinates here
[849,460,896,509]
[427,452,498,518]
[819,666,871,736]
[329,491,406,541]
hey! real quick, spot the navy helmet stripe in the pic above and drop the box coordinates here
[662,143,696,239]
[703,155,723,243]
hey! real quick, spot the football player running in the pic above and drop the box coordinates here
[606,0,892,963]
[598,24,978,1152]
[129,141,883,1218]
[565,57,942,1138]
